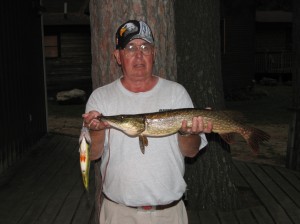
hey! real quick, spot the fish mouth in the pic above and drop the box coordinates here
[98,114,146,136]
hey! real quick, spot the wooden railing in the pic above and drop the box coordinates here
[255,51,293,74]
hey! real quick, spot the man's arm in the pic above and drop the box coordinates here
[89,130,105,160]
[178,134,201,157]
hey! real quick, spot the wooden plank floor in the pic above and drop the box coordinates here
[189,161,300,224]
[0,134,95,224]
[0,134,299,224]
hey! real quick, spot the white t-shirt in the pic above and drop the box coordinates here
[86,77,207,206]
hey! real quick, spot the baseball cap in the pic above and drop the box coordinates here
[115,20,154,49]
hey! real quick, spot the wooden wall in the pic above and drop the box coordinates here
[44,25,92,98]
[221,0,256,97]
[256,22,292,52]
[0,0,47,175]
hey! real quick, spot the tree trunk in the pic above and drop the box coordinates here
[286,0,300,171]
[89,0,176,90]
[175,0,224,108]
[175,0,239,211]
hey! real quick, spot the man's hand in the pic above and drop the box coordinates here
[179,116,213,136]
[82,110,109,131]
[178,116,213,157]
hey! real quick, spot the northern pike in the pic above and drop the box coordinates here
[98,108,270,154]
[79,126,91,191]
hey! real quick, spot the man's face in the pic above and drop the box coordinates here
[114,39,155,80]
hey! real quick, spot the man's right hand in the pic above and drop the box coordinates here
[82,110,109,131]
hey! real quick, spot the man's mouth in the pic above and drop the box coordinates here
[134,64,145,68]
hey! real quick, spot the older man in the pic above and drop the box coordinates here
[83,20,212,224]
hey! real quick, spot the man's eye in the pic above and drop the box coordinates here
[141,45,150,50]
[141,44,151,51]
[127,45,135,51]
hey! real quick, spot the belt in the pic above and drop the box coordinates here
[103,194,181,211]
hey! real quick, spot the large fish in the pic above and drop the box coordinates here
[97,108,270,154]
[79,126,91,191]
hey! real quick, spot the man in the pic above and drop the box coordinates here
[83,20,212,224]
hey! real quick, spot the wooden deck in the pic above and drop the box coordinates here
[188,160,300,224]
[0,134,299,224]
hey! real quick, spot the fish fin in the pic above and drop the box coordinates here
[139,135,148,154]
[219,133,236,144]
[241,127,271,154]
[222,110,247,123]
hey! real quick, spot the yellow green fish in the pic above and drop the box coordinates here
[98,108,270,154]
[79,126,91,191]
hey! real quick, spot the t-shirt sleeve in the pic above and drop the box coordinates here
[85,89,105,114]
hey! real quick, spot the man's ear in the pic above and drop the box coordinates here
[113,50,121,65]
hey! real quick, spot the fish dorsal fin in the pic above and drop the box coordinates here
[219,133,235,144]
[222,110,247,123]
[139,135,148,154]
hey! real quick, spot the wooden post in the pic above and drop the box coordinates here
[286,0,300,171]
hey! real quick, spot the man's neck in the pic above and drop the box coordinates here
[121,75,158,93]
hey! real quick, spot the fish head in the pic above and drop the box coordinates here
[100,114,145,136]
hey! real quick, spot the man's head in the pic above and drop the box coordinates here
[114,20,155,80]
[115,20,154,50]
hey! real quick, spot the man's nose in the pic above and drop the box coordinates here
[134,47,143,57]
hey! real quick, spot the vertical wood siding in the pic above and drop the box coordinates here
[44,26,92,98]
[0,0,47,175]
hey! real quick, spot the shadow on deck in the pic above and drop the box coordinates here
[0,134,299,224]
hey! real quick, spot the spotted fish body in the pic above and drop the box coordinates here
[98,108,270,154]
[79,127,91,191]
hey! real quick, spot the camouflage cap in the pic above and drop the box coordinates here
[115,20,154,49]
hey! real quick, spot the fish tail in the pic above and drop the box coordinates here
[240,126,271,153]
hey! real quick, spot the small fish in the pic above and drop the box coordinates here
[97,108,270,154]
[79,126,91,191]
